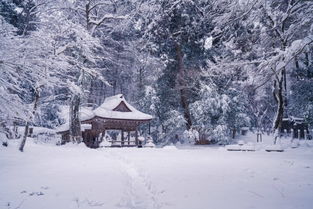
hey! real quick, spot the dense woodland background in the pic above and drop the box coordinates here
[1,0,313,145]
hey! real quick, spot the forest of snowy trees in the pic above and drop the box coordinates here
[1,0,313,147]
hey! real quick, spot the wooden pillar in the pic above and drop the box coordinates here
[128,131,130,145]
[135,128,138,146]
[149,122,151,135]
[121,130,124,146]
[99,129,105,142]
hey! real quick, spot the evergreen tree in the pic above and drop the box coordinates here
[144,0,217,133]
[0,0,38,35]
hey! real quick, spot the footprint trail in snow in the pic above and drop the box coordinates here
[107,151,163,209]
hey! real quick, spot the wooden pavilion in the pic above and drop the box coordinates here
[57,94,153,148]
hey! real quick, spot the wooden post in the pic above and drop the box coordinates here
[128,131,130,145]
[121,130,124,146]
[256,129,262,143]
[100,130,106,141]
[135,129,138,146]
[149,122,151,135]
[232,128,236,139]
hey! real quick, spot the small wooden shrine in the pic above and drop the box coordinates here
[57,94,153,148]
[281,116,309,138]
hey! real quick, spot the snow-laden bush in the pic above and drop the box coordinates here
[163,110,186,131]
[211,125,229,144]
[181,129,199,144]
[191,83,250,142]
[0,132,8,147]
[156,110,187,145]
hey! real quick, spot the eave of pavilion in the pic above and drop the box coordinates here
[81,115,152,124]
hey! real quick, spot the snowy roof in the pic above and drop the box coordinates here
[282,116,305,122]
[56,94,152,133]
[93,94,153,121]
[290,116,304,121]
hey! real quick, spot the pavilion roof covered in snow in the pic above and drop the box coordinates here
[57,94,153,148]
[58,94,153,131]
[92,94,153,121]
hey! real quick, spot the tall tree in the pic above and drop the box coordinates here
[144,0,216,131]
[248,0,313,133]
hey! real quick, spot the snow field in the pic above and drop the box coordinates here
[1,138,313,209]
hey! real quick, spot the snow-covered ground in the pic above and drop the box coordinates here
[1,133,313,209]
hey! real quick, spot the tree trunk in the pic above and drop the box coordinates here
[272,73,284,131]
[282,67,288,118]
[19,87,41,152]
[180,88,192,130]
[13,121,18,139]
[86,1,90,30]
[69,93,82,143]
[232,128,236,139]
[175,43,192,130]
[19,122,29,152]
